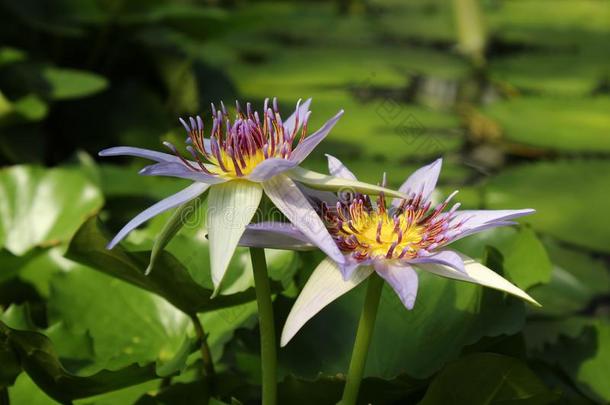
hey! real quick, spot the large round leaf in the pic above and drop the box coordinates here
[280,261,527,379]
[483,97,610,152]
[484,160,610,253]
[0,165,104,256]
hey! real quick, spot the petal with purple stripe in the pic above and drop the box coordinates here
[392,158,442,207]
[283,98,312,135]
[408,250,465,274]
[415,252,540,306]
[239,222,315,251]
[446,209,535,242]
[139,162,226,184]
[281,258,373,346]
[289,110,344,164]
[262,174,346,266]
[99,146,180,163]
[107,182,210,249]
[326,154,357,180]
[246,158,299,182]
[374,261,419,310]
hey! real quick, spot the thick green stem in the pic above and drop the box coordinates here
[339,273,384,405]
[250,247,277,405]
[190,314,215,380]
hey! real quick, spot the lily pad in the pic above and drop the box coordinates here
[66,217,268,315]
[483,96,610,152]
[528,241,610,316]
[484,160,610,253]
[0,165,104,256]
[419,353,558,404]
[41,67,108,100]
[280,251,528,379]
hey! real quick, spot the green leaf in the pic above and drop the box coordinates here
[528,241,610,316]
[280,253,527,379]
[484,160,610,253]
[41,67,109,100]
[483,97,610,152]
[529,320,610,402]
[419,353,558,404]
[278,374,425,405]
[0,320,171,403]
[66,217,262,314]
[0,47,26,66]
[0,165,104,255]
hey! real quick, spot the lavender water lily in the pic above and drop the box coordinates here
[100,98,405,290]
[239,155,539,405]
[99,99,408,405]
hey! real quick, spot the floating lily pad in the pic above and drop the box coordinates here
[484,160,610,253]
[280,255,528,379]
[528,240,610,316]
[0,165,104,256]
[419,353,558,404]
[41,67,108,100]
[483,96,610,152]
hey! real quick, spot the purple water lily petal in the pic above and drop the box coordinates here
[446,209,535,242]
[262,174,346,266]
[374,261,419,310]
[289,110,344,164]
[326,154,357,180]
[339,257,370,280]
[283,98,312,135]
[392,158,442,207]
[139,162,226,184]
[99,146,179,163]
[107,182,210,249]
[239,222,315,251]
[246,158,299,182]
[408,249,465,274]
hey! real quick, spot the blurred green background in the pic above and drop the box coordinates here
[1,0,610,404]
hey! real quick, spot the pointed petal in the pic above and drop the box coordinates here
[409,250,465,274]
[287,166,408,199]
[281,258,373,346]
[289,110,344,164]
[239,222,315,251]
[246,158,299,182]
[374,261,419,310]
[139,162,226,184]
[326,154,357,180]
[208,181,263,291]
[415,253,541,306]
[99,146,179,163]
[283,98,312,135]
[107,183,210,249]
[447,209,535,242]
[262,174,346,265]
[392,158,442,207]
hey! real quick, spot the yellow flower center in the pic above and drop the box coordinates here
[323,191,460,261]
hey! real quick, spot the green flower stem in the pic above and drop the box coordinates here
[250,247,277,405]
[190,314,215,380]
[339,272,384,405]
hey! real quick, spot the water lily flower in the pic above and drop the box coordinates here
[99,99,405,291]
[239,155,539,345]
